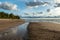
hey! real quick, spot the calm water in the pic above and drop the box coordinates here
[16,22,29,40]
[24,18,60,23]
[0,22,29,40]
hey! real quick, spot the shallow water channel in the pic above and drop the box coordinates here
[0,22,29,40]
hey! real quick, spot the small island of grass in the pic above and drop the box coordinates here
[0,12,20,19]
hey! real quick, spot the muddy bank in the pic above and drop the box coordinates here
[28,22,60,40]
[0,19,25,32]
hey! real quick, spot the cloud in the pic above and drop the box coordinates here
[47,9,50,12]
[34,0,37,2]
[16,0,28,2]
[22,11,44,17]
[27,5,39,9]
[54,3,60,7]
[48,7,60,16]
[54,0,60,3]
[53,0,60,8]
[0,2,18,11]
[25,1,49,8]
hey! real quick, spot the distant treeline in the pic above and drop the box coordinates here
[0,12,20,19]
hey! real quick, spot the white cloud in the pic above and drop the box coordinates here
[48,7,60,16]
[0,2,18,11]
[54,0,60,3]
[16,0,28,2]
[34,0,37,2]
[27,5,39,9]
[0,2,1,4]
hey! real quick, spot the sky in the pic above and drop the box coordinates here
[0,0,60,17]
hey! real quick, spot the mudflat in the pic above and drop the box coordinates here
[0,19,25,32]
[28,22,60,40]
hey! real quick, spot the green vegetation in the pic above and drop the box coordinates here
[0,12,20,19]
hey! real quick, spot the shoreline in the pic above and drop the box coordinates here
[28,22,60,31]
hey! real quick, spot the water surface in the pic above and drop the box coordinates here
[0,22,29,40]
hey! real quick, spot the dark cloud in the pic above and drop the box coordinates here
[37,12,43,14]
[0,2,18,11]
[24,13,29,15]
[54,3,60,7]
[25,1,49,7]
[47,9,50,12]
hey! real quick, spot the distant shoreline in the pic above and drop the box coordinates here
[21,18,60,19]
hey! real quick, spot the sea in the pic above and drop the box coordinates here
[21,18,60,24]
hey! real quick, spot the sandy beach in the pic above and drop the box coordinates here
[29,22,60,31]
[0,19,25,32]
[28,22,60,40]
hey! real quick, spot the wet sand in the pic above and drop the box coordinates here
[0,19,25,32]
[0,22,29,40]
[28,22,60,40]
